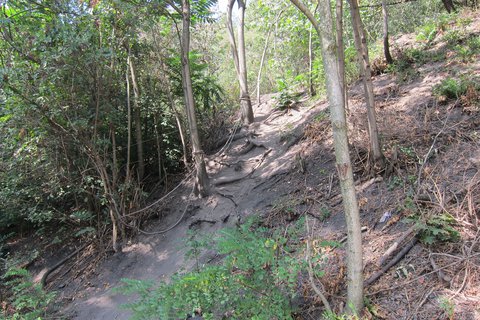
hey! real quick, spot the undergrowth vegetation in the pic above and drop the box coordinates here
[118,217,321,319]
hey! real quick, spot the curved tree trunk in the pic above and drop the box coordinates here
[181,0,209,197]
[227,0,254,125]
[348,0,384,168]
[382,0,393,64]
[290,0,364,314]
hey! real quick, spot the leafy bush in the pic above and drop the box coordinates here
[433,77,469,99]
[415,21,437,43]
[118,218,311,320]
[1,268,55,319]
[408,213,460,245]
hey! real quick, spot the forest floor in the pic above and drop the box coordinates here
[5,9,480,320]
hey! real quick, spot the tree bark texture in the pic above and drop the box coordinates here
[227,0,254,124]
[335,0,346,106]
[181,0,209,197]
[290,0,364,313]
[348,0,384,167]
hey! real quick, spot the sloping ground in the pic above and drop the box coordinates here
[39,10,480,319]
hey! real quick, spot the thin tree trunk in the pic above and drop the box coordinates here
[159,59,189,167]
[308,24,316,97]
[257,28,272,104]
[382,0,393,64]
[153,113,163,181]
[348,0,384,168]
[181,0,209,197]
[128,55,145,181]
[110,123,118,189]
[257,11,284,104]
[168,90,189,167]
[336,0,346,107]
[290,0,364,313]
[227,0,254,124]
[126,54,132,181]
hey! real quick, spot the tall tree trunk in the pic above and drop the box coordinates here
[125,54,132,182]
[128,55,145,181]
[382,0,393,64]
[153,113,164,182]
[308,24,316,97]
[257,27,272,104]
[227,0,254,124]
[348,0,384,168]
[290,0,364,314]
[181,0,209,197]
[336,0,346,107]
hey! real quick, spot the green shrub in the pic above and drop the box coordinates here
[415,21,437,43]
[118,218,312,320]
[1,268,55,319]
[408,213,460,245]
[433,77,467,99]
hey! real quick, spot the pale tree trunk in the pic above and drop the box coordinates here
[128,55,145,181]
[256,11,283,104]
[348,0,384,167]
[290,0,364,314]
[153,113,164,182]
[227,0,254,124]
[257,27,272,104]
[382,0,393,64]
[308,24,316,97]
[181,0,209,197]
[336,0,346,106]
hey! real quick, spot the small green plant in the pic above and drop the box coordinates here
[275,89,300,111]
[118,218,313,320]
[433,77,467,99]
[2,268,56,319]
[314,111,328,122]
[438,295,455,320]
[444,29,463,47]
[415,21,437,43]
[388,176,404,191]
[410,213,460,245]
[319,207,331,221]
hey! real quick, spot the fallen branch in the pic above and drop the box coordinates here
[41,242,90,288]
[365,238,418,286]
[367,252,480,296]
[378,225,416,266]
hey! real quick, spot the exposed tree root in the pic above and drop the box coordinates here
[41,242,90,288]
[188,219,216,229]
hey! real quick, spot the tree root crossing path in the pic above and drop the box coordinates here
[64,95,329,319]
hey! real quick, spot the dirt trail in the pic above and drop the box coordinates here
[62,95,330,319]
[59,15,480,318]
